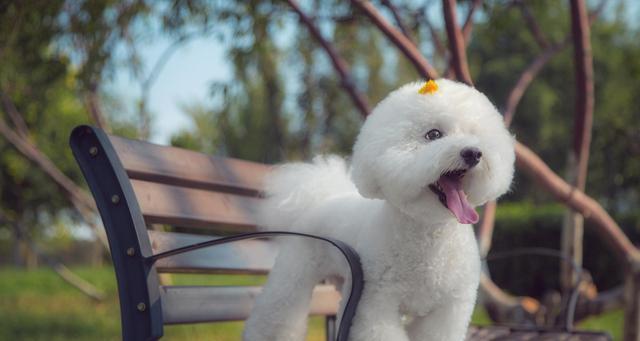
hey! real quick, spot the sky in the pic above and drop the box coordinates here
[108,35,232,144]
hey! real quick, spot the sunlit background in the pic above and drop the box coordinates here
[1,0,639,340]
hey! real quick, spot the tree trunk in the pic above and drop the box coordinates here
[90,238,104,267]
[624,265,640,341]
[12,221,37,268]
[561,0,595,303]
[12,220,24,267]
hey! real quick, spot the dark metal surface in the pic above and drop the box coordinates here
[70,125,163,340]
[147,230,277,274]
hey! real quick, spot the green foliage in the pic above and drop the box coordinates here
[170,103,220,153]
[472,1,640,223]
[489,202,565,296]
[579,309,623,341]
[489,202,640,295]
[587,14,640,217]
[0,2,89,235]
[0,1,174,243]
[0,266,321,340]
[168,1,421,162]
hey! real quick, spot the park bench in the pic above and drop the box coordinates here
[70,125,611,341]
[69,125,362,341]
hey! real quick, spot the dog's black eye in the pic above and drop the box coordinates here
[425,129,443,141]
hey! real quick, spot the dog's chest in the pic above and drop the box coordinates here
[370,224,480,315]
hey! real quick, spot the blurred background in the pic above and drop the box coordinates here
[0,0,638,340]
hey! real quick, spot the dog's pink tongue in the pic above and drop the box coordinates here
[438,176,479,224]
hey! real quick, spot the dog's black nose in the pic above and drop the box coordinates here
[461,147,482,167]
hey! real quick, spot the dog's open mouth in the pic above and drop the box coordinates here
[428,169,479,224]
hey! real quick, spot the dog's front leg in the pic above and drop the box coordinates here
[406,299,474,341]
[348,288,409,341]
[243,240,322,341]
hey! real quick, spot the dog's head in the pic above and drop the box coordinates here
[351,79,515,224]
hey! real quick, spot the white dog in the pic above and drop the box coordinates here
[243,79,515,341]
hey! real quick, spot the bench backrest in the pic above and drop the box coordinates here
[70,125,343,340]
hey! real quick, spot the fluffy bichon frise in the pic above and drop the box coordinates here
[243,79,515,341]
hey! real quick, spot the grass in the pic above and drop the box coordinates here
[0,266,322,340]
[0,266,622,340]
[579,309,623,341]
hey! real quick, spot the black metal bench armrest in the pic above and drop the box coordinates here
[147,231,364,341]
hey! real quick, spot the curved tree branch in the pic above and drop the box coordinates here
[287,0,371,118]
[503,0,605,126]
[381,0,413,42]
[483,0,607,256]
[0,109,109,249]
[0,91,29,138]
[442,0,473,85]
[515,142,639,262]
[569,0,595,191]
[85,82,110,133]
[136,31,210,138]
[422,14,448,62]
[0,120,92,211]
[27,239,105,301]
[503,39,569,126]
[559,0,597,296]
[480,36,567,264]
[480,273,540,322]
[516,0,550,49]
[462,0,482,45]
[477,201,497,257]
[351,0,439,80]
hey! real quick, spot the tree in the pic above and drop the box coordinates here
[0,0,212,261]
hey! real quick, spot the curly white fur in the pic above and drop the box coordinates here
[243,79,515,341]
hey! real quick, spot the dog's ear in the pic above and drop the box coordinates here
[350,164,383,199]
[350,150,384,200]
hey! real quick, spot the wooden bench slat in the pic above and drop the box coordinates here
[161,285,341,324]
[149,230,276,274]
[132,179,260,229]
[110,135,271,195]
